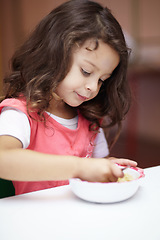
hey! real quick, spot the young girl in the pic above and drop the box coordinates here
[0,0,137,195]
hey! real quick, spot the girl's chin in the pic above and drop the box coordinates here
[68,103,82,107]
[65,100,83,107]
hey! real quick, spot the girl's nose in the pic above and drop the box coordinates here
[85,79,99,92]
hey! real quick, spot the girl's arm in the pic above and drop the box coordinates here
[0,135,80,181]
[0,135,137,183]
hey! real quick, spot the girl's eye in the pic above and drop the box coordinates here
[81,68,91,76]
[99,79,104,84]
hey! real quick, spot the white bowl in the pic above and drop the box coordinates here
[69,167,144,203]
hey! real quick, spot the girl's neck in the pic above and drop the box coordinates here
[47,98,77,119]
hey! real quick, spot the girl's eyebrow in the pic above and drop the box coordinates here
[84,59,112,77]
[84,59,97,69]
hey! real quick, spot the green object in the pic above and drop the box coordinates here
[0,178,15,198]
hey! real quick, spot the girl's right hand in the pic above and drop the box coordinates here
[76,157,124,183]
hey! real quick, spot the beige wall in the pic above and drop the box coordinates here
[1,0,160,77]
[0,0,160,142]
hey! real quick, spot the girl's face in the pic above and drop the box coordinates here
[56,39,120,107]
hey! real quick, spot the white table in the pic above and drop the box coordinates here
[0,166,160,240]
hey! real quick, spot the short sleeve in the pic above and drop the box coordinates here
[0,107,31,148]
[92,128,109,158]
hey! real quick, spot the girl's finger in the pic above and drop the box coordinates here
[109,158,137,167]
[107,174,118,182]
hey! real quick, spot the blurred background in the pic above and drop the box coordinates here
[0,0,160,168]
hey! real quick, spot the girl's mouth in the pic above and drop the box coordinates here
[76,92,89,101]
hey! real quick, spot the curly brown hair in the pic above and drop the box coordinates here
[3,0,131,147]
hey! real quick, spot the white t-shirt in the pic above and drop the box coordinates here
[0,107,109,158]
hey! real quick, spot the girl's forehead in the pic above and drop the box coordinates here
[74,39,119,62]
[73,39,120,75]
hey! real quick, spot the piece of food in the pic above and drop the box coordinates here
[117,173,134,182]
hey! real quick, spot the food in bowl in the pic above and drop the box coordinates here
[69,167,144,203]
[117,172,134,182]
